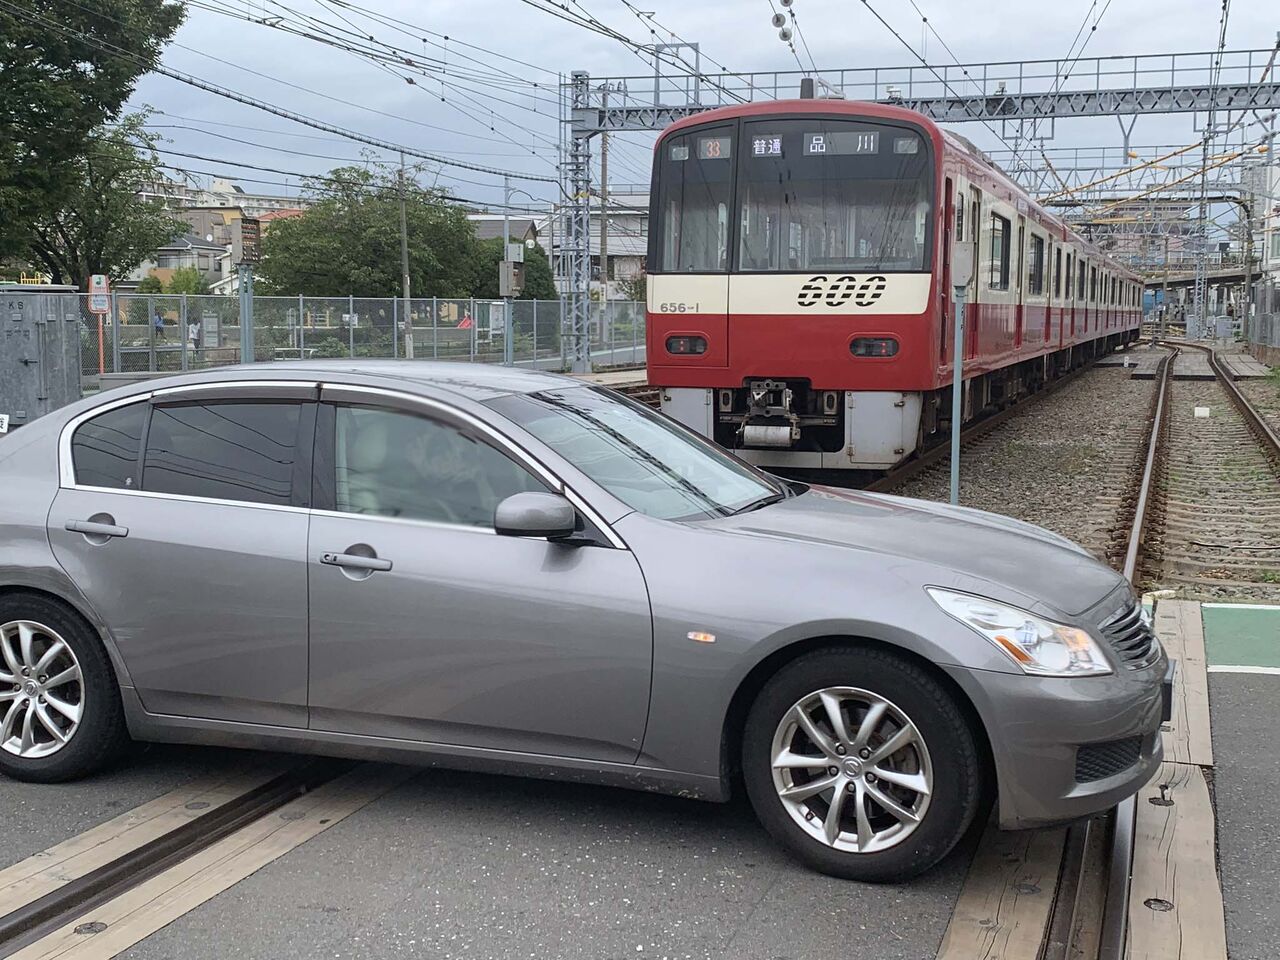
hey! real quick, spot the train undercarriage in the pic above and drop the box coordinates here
[659,330,1140,478]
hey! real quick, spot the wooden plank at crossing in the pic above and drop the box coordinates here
[0,766,285,916]
[1125,762,1226,960]
[9,764,415,960]
[935,823,1066,959]
[1152,600,1213,766]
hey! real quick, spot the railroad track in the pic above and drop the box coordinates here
[1139,343,1280,601]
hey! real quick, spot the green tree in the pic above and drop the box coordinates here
[135,275,163,293]
[23,116,185,286]
[258,165,480,297]
[469,239,557,300]
[165,265,210,295]
[0,0,183,259]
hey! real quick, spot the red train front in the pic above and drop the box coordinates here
[645,97,1142,474]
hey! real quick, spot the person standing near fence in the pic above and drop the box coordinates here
[188,316,202,353]
[153,308,167,340]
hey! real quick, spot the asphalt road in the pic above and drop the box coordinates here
[117,766,969,960]
[0,743,283,869]
[1209,673,1280,960]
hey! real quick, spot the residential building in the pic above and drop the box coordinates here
[127,233,227,289]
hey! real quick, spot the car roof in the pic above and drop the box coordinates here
[115,360,589,403]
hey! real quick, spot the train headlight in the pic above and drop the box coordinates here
[926,588,1112,677]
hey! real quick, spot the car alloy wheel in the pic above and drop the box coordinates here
[0,620,85,759]
[769,686,932,854]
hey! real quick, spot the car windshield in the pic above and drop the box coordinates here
[488,387,781,521]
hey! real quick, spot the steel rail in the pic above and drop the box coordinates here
[0,759,351,958]
[1193,343,1280,460]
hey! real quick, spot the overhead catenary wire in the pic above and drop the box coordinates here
[0,0,557,185]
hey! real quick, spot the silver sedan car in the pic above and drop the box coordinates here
[0,362,1170,881]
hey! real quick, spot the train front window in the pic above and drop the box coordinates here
[737,119,932,272]
[656,128,734,272]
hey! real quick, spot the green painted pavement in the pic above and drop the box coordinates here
[1201,603,1280,669]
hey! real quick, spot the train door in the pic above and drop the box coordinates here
[1065,251,1074,342]
[1014,216,1026,349]
[942,177,954,368]
[968,187,981,360]
[1047,243,1058,345]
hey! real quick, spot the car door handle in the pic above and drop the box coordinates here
[65,520,129,539]
[320,552,392,572]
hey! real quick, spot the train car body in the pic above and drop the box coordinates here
[645,99,1142,472]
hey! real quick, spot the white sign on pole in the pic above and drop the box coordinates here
[89,274,109,293]
[89,294,109,314]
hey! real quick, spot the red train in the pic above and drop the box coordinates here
[645,96,1142,473]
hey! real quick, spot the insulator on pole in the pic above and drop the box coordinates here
[778,26,793,41]
[771,12,786,28]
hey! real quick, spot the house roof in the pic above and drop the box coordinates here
[160,232,228,253]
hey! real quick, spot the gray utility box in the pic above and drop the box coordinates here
[1,284,83,430]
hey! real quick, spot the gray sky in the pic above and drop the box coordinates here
[125,0,1278,206]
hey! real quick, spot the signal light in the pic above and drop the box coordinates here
[666,335,707,355]
[850,337,899,358]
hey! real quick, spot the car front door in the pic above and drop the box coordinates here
[305,388,653,763]
[47,384,316,727]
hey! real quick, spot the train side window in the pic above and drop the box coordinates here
[955,190,964,242]
[1090,266,1098,302]
[1028,234,1046,296]
[1054,247,1062,298]
[1078,260,1086,300]
[988,213,1010,291]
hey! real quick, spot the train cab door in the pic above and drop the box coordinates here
[1014,216,1026,350]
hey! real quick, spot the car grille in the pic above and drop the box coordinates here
[1075,736,1143,783]
[1100,601,1160,669]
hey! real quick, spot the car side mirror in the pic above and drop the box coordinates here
[494,492,578,540]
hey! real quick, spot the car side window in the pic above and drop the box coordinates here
[333,405,546,527]
[142,401,301,506]
[71,401,147,489]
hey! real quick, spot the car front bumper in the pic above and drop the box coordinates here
[944,652,1171,830]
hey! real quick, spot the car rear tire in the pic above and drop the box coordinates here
[742,646,982,882]
[0,594,128,783]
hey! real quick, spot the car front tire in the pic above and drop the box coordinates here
[742,646,983,882]
[0,594,128,783]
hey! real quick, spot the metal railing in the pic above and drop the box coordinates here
[75,294,647,382]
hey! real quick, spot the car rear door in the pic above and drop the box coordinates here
[304,387,653,763]
[47,383,315,727]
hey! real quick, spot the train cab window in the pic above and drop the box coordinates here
[1054,247,1063,298]
[955,197,965,242]
[736,119,933,272]
[988,213,1010,290]
[1028,234,1046,295]
[656,127,734,272]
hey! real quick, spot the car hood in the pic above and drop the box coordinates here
[706,485,1124,618]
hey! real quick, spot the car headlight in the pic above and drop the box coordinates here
[926,588,1112,677]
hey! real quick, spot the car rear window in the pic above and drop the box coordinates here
[142,401,300,505]
[71,402,147,489]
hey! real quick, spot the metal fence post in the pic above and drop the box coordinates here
[348,294,355,358]
[180,294,188,371]
[111,292,120,373]
[470,298,477,361]
[147,295,156,372]
[432,297,438,359]
[298,294,305,358]
[392,299,399,359]
[533,299,538,362]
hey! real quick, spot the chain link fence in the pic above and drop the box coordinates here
[76,294,648,384]
[1250,278,1280,366]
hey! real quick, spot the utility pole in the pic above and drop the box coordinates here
[399,152,414,359]
[503,176,513,365]
[598,85,609,310]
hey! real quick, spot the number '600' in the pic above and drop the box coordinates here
[796,275,888,309]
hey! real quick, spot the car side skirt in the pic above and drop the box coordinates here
[119,688,727,802]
